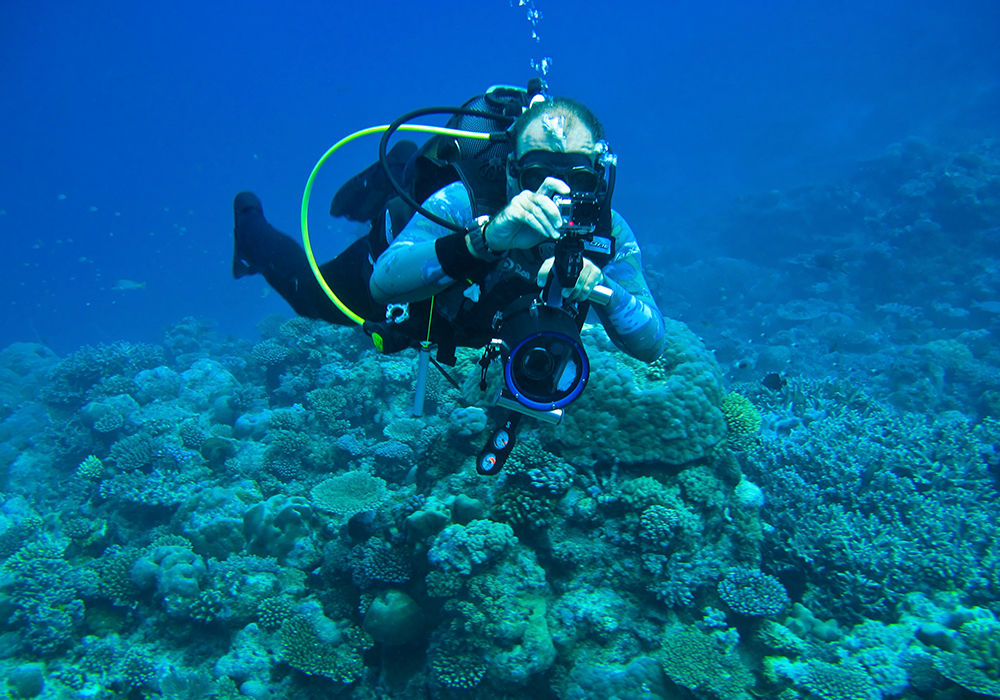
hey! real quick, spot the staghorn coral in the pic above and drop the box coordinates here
[92,410,125,433]
[108,433,157,471]
[428,626,489,690]
[39,342,164,408]
[178,421,207,449]
[257,595,294,632]
[767,657,880,700]
[505,434,577,495]
[115,647,157,692]
[640,504,681,545]
[250,339,289,366]
[747,406,1000,622]
[2,542,85,656]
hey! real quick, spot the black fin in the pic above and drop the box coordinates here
[330,140,418,222]
[232,191,265,279]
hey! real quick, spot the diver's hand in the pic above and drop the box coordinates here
[537,256,605,303]
[484,177,570,252]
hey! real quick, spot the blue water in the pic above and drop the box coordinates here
[2,0,995,352]
[2,1,1000,698]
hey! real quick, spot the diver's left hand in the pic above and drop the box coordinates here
[537,256,605,302]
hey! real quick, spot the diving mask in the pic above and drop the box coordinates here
[509,150,602,194]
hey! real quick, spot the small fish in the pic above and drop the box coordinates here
[972,300,1000,314]
[761,372,786,391]
[112,279,146,291]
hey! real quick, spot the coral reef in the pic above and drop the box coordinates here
[1,137,999,699]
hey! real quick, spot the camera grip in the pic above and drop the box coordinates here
[588,285,613,306]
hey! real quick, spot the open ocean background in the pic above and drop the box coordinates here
[2,1,1000,699]
[2,0,996,352]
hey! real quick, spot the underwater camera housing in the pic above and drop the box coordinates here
[496,293,589,414]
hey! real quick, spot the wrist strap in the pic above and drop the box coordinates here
[435,233,491,280]
[467,216,502,263]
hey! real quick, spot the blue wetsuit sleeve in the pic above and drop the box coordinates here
[593,211,667,362]
[369,183,473,304]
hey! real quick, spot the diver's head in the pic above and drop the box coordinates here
[507,97,606,199]
[509,97,605,157]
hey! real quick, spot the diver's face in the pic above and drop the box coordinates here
[509,112,596,199]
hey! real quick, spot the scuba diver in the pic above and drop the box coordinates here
[232,83,667,473]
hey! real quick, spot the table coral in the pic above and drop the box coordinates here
[310,471,388,516]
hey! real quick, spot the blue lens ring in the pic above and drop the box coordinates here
[503,331,590,410]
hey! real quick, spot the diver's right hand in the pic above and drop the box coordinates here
[484,177,571,252]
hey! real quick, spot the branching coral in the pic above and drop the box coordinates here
[721,392,762,450]
[657,625,754,700]
[280,614,370,683]
[717,567,790,616]
[934,617,1000,697]
[428,520,517,576]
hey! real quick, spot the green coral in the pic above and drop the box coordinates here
[109,433,157,471]
[76,455,104,479]
[718,567,790,616]
[257,596,294,632]
[307,388,349,424]
[539,322,727,466]
[721,392,762,450]
[311,471,388,516]
[280,615,370,683]
[934,617,1000,697]
[658,626,754,700]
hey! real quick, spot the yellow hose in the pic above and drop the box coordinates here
[301,124,491,325]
